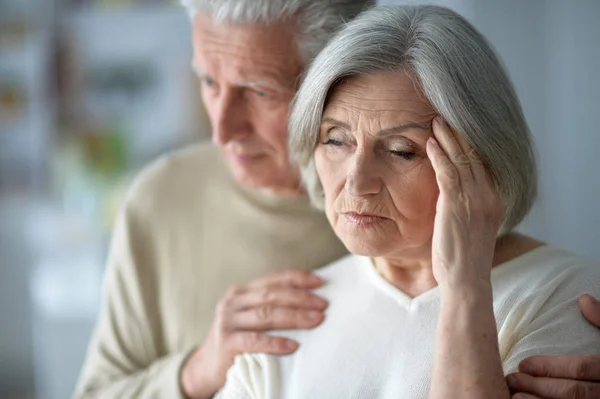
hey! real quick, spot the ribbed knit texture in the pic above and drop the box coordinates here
[74,143,348,398]
[219,247,600,399]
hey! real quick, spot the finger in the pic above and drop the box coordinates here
[453,128,489,186]
[579,294,600,327]
[432,116,474,183]
[519,354,600,380]
[506,372,600,399]
[230,331,299,355]
[512,394,542,399]
[230,287,328,311]
[246,269,323,291]
[426,136,461,193]
[231,305,324,331]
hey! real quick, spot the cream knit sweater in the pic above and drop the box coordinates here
[218,248,600,399]
[74,143,348,398]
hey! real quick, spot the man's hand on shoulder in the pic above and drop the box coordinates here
[506,294,600,399]
[180,269,327,399]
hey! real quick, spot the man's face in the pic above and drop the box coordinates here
[192,13,304,193]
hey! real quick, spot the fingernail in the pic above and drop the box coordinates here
[581,293,598,304]
[428,137,438,146]
[313,297,328,308]
[309,274,323,284]
[306,310,322,321]
[435,115,447,126]
[285,340,298,350]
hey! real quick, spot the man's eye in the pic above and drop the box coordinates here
[323,139,343,146]
[203,77,215,86]
[253,89,266,97]
[391,151,416,161]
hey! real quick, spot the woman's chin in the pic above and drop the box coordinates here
[339,237,394,258]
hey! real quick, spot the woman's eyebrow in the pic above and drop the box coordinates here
[321,117,428,135]
[321,117,351,130]
[377,122,429,136]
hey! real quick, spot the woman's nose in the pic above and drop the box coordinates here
[345,151,382,198]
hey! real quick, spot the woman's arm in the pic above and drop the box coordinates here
[425,116,510,399]
[432,283,509,399]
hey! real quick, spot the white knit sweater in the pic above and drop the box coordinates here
[218,246,600,399]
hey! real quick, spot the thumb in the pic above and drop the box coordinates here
[579,294,600,328]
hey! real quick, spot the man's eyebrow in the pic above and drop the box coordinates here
[238,81,287,93]
[321,117,429,135]
[190,62,289,93]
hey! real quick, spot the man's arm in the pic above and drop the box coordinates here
[506,294,600,399]
[74,194,191,399]
[75,188,327,399]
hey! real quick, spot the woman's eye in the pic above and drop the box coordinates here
[391,151,416,161]
[203,77,215,86]
[323,139,343,146]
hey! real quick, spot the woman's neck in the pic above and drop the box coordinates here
[373,233,545,298]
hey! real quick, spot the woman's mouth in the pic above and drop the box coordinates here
[342,212,388,226]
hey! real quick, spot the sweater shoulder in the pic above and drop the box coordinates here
[123,142,227,216]
[493,246,600,300]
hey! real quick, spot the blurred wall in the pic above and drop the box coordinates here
[381,0,600,261]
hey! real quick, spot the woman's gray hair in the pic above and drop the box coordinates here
[290,5,537,235]
[180,0,374,64]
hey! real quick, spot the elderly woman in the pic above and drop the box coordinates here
[216,5,600,399]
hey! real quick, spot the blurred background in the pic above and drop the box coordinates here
[0,0,598,398]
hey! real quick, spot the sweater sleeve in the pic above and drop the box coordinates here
[73,185,192,399]
[216,354,280,399]
[502,263,600,374]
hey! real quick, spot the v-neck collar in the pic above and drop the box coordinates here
[359,256,440,311]
[357,245,554,311]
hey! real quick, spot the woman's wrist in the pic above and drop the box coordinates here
[438,272,493,300]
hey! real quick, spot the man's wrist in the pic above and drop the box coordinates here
[180,345,218,399]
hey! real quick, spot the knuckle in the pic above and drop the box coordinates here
[454,153,471,166]
[440,170,459,189]
[241,331,261,349]
[564,382,585,399]
[468,148,482,162]
[572,360,591,380]
[260,289,276,304]
[256,305,274,322]
[286,269,308,283]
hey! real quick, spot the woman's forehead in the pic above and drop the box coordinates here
[322,72,437,123]
[322,72,436,124]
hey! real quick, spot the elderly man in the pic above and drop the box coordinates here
[75,1,600,398]
[75,1,372,398]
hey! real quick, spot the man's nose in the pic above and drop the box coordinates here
[210,90,250,146]
[345,150,383,198]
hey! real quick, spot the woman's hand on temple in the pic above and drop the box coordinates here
[426,116,503,289]
[427,116,510,399]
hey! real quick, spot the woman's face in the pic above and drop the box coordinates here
[315,71,439,260]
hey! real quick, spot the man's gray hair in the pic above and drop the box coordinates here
[180,0,375,64]
[290,5,537,235]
